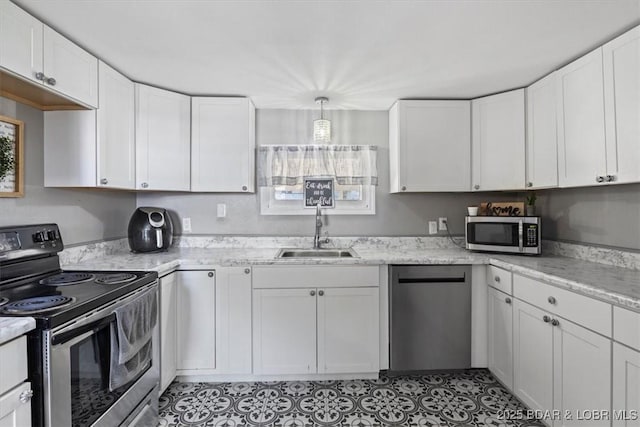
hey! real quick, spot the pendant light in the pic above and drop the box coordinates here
[313,97,331,143]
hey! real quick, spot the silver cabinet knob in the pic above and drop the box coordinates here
[474,184,480,190]
[505,297,512,304]
[100,178,108,185]
[242,185,248,191]
[548,296,557,305]
[527,182,533,187]
[310,290,316,296]
[141,182,149,188]
[401,186,407,191]
[244,268,250,274]
[551,318,560,327]
[19,390,33,403]
[318,290,324,296]
[596,176,605,183]
[606,175,616,182]
[207,272,214,278]
[46,77,56,86]
[543,315,551,323]
[494,276,500,283]
[35,71,45,81]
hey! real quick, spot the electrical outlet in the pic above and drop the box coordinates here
[438,217,448,231]
[182,217,192,233]
[428,221,438,235]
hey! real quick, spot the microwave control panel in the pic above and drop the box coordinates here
[524,224,539,247]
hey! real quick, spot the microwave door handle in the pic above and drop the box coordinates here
[518,221,524,252]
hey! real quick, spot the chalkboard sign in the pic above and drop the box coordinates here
[304,178,334,208]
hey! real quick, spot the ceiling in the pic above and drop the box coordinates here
[14,0,640,110]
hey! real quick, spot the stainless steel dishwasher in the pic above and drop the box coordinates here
[389,265,471,372]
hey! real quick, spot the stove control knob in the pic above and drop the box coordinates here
[32,232,45,243]
[47,230,58,241]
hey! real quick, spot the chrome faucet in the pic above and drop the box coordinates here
[313,204,327,249]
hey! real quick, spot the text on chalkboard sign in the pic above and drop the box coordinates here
[304,178,334,208]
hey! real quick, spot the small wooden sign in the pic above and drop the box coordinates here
[304,178,334,208]
[479,201,524,216]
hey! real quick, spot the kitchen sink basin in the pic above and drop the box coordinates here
[276,248,359,258]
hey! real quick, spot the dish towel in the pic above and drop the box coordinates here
[109,287,157,391]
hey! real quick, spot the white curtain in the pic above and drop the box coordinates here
[258,145,378,186]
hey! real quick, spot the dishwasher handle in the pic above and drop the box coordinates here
[398,277,465,284]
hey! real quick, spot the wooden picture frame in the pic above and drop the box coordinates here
[0,114,24,197]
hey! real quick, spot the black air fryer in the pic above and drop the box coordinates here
[128,207,174,253]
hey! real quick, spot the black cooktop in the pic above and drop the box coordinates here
[0,269,157,329]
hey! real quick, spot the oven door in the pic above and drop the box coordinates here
[43,283,159,427]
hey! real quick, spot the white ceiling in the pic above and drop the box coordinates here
[14,0,640,110]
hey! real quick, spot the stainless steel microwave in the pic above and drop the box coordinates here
[465,216,541,255]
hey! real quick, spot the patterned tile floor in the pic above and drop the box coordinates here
[158,370,545,426]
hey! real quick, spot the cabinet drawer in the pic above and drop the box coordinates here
[253,265,379,289]
[487,265,512,294]
[0,336,28,395]
[614,306,640,351]
[513,274,611,337]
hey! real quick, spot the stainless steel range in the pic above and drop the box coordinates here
[0,224,159,427]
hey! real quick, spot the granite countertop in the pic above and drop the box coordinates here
[0,317,36,345]
[61,246,640,312]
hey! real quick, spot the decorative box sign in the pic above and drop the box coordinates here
[304,178,334,208]
[479,201,524,216]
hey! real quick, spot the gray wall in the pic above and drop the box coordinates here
[536,183,640,251]
[138,109,519,237]
[0,97,136,245]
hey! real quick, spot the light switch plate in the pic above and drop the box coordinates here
[428,221,438,235]
[182,217,192,233]
[217,204,227,218]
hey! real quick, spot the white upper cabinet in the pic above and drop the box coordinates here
[526,72,558,189]
[191,97,255,192]
[0,2,98,108]
[97,61,135,189]
[389,100,471,192]
[135,84,191,191]
[471,89,526,191]
[556,48,607,187]
[603,25,640,185]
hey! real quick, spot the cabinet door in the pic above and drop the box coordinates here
[513,299,553,413]
[471,89,525,191]
[135,84,191,191]
[613,343,640,427]
[0,382,31,427]
[556,48,607,187]
[159,273,177,392]
[43,26,98,107]
[603,26,640,185]
[97,61,135,189]
[0,1,43,84]
[526,72,559,189]
[215,267,252,374]
[488,287,514,389]
[177,271,215,370]
[191,97,255,192]
[253,288,316,375]
[317,287,379,374]
[389,100,470,192]
[553,317,611,427]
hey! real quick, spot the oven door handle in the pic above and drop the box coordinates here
[51,313,115,346]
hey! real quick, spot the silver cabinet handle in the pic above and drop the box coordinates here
[606,175,616,182]
[242,185,248,191]
[505,297,512,304]
[527,182,533,187]
[596,176,605,183]
[551,318,560,327]
[310,290,316,296]
[35,71,45,81]
[207,272,214,278]
[46,77,56,86]
[100,178,108,185]
[494,276,500,283]
[401,186,407,191]
[244,268,250,274]
[141,182,149,188]
[318,290,324,296]
[548,296,556,305]
[19,390,33,403]
[543,315,551,323]
[474,184,480,190]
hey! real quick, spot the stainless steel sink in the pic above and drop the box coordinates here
[276,248,359,258]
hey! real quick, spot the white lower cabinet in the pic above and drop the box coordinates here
[0,382,32,427]
[0,336,31,427]
[613,343,640,427]
[159,272,177,392]
[177,270,216,371]
[488,286,513,389]
[513,298,611,426]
